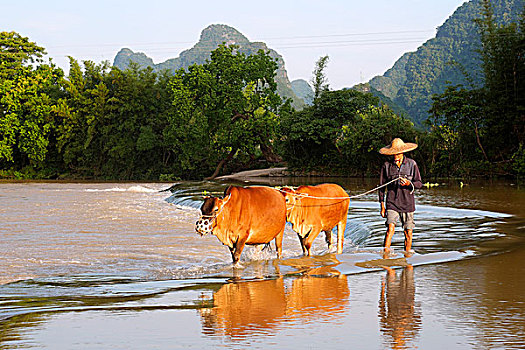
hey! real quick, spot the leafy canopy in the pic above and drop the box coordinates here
[0,31,63,168]
[166,44,282,178]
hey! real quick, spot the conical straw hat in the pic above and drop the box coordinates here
[379,138,418,155]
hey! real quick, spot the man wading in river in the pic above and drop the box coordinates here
[378,138,423,257]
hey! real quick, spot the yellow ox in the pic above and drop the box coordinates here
[280,183,350,256]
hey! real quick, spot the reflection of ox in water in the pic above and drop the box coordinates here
[195,185,286,264]
[280,184,350,256]
[200,273,349,338]
[379,266,421,350]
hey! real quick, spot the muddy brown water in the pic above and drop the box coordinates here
[0,178,524,349]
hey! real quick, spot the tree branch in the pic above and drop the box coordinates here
[205,147,238,180]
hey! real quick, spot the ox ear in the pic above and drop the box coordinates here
[279,187,294,196]
[211,195,229,214]
[223,185,233,197]
[279,187,298,204]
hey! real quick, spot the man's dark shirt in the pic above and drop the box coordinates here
[378,156,423,213]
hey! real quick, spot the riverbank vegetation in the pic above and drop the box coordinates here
[1,0,523,180]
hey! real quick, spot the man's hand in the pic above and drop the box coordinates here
[400,177,412,186]
[380,202,386,218]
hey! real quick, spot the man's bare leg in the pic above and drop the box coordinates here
[404,229,413,255]
[383,223,396,258]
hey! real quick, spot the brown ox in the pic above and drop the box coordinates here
[280,183,349,256]
[195,185,286,264]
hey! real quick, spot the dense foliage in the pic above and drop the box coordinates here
[165,44,283,179]
[56,60,173,179]
[1,0,523,180]
[0,34,285,180]
[278,89,417,175]
[0,32,62,173]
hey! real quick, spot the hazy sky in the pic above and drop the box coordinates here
[2,0,467,89]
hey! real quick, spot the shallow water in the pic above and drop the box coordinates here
[0,179,524,349]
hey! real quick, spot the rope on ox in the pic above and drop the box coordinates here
[277,176,414,200]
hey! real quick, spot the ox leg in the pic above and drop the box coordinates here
[274,228,284,259]
[230,235,248,265]
[304,229,321,256]
[297,232,307,255]
[229,246,237,264]
[324,230,333,251]
[336,219,347,254]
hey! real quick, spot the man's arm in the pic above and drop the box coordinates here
[411,161,423,189]
[378,163,387,202]
[401,159,423,189]
[379,163,387,217]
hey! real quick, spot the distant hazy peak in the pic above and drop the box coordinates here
[118,48,134,54]
[199,24,250,45]
[291,79,314,105]
[113,47,154,68]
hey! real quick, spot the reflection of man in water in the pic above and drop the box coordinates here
[378,138,423,256]
[379,266,421,350]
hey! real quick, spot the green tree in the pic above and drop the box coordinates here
[429,85,489,161]
[0,31,45,80]
[279,88,400,172]
[475,0,525,163]
[427,1,525,177]
[311,55,329,100]
[56,58,111,176]
[336,105,417,174]
[0,32,64,174]
[58,58,172,179]
[166,44,282,179]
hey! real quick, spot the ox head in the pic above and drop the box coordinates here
[279,187,304,218]
[195,194,230,236]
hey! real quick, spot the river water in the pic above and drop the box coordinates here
[0,178,524,349]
